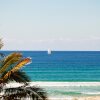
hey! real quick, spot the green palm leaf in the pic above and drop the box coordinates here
[2,58,31,81]
[0,52,22,74]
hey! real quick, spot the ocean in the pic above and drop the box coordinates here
[1,51,100,98]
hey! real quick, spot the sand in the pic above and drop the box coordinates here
[49,96,100,100]
[72,96,100,100]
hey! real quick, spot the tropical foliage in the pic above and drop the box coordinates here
[0,39,48,100]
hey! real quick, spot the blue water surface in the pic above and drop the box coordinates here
[1,51,100,82]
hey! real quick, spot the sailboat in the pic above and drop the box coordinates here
[48,49,51,54]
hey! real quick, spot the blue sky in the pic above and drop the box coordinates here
[0,0,100,50]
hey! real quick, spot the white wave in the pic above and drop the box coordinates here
[5,82,100,87]
[29,82,100,87]
[82,92,100,95]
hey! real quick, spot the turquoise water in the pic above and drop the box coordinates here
[24,51,100,81]
[1,51,100,97]
[43,85,100,97]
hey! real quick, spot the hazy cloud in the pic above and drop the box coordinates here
[2,35,100,50]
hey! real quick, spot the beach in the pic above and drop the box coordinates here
[48,96,100,100]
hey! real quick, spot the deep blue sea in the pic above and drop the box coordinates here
[1,51,100,82]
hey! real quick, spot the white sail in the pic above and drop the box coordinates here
[48,49,51,54]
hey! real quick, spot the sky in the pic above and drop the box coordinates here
[0,0,100,51]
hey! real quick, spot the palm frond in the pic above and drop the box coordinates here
[9,71,30,83]
[1,92,27,100]
[26,86,48,100]
[4,85,48,100]
[2,58,31,81]
[0,52,22,74]
[11,58,31,72]
[0,71,30,84]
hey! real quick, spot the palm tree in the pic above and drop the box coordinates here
[0,52,48,100]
